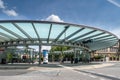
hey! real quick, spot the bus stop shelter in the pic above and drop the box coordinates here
[0,20,119,64]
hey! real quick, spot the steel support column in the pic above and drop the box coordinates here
[74,48,76,63]
[30,49,33,64]
[39,45,41,64]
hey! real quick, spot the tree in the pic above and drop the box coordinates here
[50,46,71,63]
[6,52,13,63]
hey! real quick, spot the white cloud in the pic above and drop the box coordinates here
[107,0,120,7]
[0,0,18,17]
[45,14,64,22]
[3,9,18,16]
[0,0,5,9]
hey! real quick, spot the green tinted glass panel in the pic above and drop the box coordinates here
[0,23,26,38]
[93,33,109,39]
[75,30,102,41]
[69,28,93,40]
[34,23,50,38]
[16,23,37,38]
[50,24,66,39]
[59,26,81,39]
[0,27,17,39]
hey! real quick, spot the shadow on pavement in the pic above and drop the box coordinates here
[61,62,101,67]
[0,62,102,69]
[74,69,120,80]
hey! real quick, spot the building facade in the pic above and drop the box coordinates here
[92,41,120,61]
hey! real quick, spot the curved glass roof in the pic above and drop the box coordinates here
[0,20,119,50]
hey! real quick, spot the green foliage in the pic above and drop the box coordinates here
[51,46,71,51]
[50,46,71,62]
[94,55,103,59]
[6,52,13,62]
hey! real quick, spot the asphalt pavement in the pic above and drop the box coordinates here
[0,62,120,80]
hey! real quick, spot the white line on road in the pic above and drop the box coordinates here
[58,64,99,79]
[80,73,87,75]
[88,74,97,78]
[58,64,120,80]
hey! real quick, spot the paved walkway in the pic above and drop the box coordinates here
[0,62,115,70]
[0,62,117,80]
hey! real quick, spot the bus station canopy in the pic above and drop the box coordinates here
[0,20,118,51]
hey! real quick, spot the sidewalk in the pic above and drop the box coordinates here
[27,62,115,70]
[0,62,115,70]
[57,62,115,70]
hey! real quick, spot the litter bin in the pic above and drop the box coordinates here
[1,59,6,64]
[74,58,78,64]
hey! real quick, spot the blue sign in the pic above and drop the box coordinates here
[43,50,48,64]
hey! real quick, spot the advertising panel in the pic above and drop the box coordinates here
[43,50,48,64]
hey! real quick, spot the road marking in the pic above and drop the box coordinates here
[88,74,97,78]
[82,70,120,80]
[58,64,120,80]
[56,70,61,76]
[80,73,87,75]
[58,65,99,79]
[89,71,119,79]
[58,65,73,69]
[106,74,118,79]
[99,78,107,80]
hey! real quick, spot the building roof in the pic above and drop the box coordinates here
[0,20,118,50]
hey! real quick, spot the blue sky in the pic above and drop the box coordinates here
[0,0,120,38]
